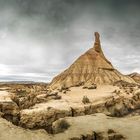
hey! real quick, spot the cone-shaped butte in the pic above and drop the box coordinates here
[49,32,134,90]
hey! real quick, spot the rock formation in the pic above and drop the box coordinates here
[0,32,139,140]
[1,81,140,136]
[2,113,140,140]
[128,72,140,83]
[49,32,134,89]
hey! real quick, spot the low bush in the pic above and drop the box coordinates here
[82,96,90,104]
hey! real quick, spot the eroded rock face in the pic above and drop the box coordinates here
[0,84,140,139]
[49,33,134,90]
[19,107,72,131]
[1,83,140,137]
[15,87,140,132]
[0,103,19,124]
[11,91,61,109]
[0,101,19,116]
[0,91,20,124]
[0,85,61,127]
[128,73,140,84]
[1,87,140,133]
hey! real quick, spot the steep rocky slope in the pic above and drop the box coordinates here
[49,32,134,90]
[128,72,140,83]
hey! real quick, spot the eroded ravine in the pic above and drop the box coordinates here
[1,84,140,134]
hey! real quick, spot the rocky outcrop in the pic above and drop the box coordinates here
[11,91,61,109]
[0,91,20,124]
[69,130,125,140]
[113,80,138,88]
[52,113,129,140]
[3,111,140,140]
[1,84,140,133]
[0,85,140,139]
[19,107,72,131]
[17,87,140,131]
[128,72,140,84]
[49,32,134,90]
[0,88,61,127]
[0,101,19,124]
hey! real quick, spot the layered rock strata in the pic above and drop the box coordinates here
[49,32,134,90]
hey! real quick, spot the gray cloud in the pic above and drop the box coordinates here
[0,0,140,82]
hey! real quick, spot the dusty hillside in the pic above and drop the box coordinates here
[128,72,140,83]
[49,32,134,90]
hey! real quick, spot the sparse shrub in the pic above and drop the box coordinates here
[55,95,62,100]
[59,119,70,130]
[82,84,97,90]
[16,90,28,98]
[63,90,67,94]
[82,96,90,104]
[52,119,70,134]
[75,82,84,87]
[108,129,115,134]
[60,85,70,92]
[88,85,97,89]
[83,86,88,89]
[112,90,117,93]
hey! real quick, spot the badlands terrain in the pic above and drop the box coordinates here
[0,32,140,140]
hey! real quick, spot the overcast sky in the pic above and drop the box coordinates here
[0,0,140,82]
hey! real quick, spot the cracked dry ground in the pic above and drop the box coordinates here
[0,82,140,140]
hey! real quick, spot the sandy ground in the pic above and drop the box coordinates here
[0,113,140,140]
[0,90,12,102]
[24,85,118,114]
[62,85,118,103]
[54,113,140,140]
[0,85,118,115]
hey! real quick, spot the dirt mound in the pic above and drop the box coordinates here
[49,32,134,89]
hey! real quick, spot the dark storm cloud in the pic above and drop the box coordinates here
[0,0,140,82]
